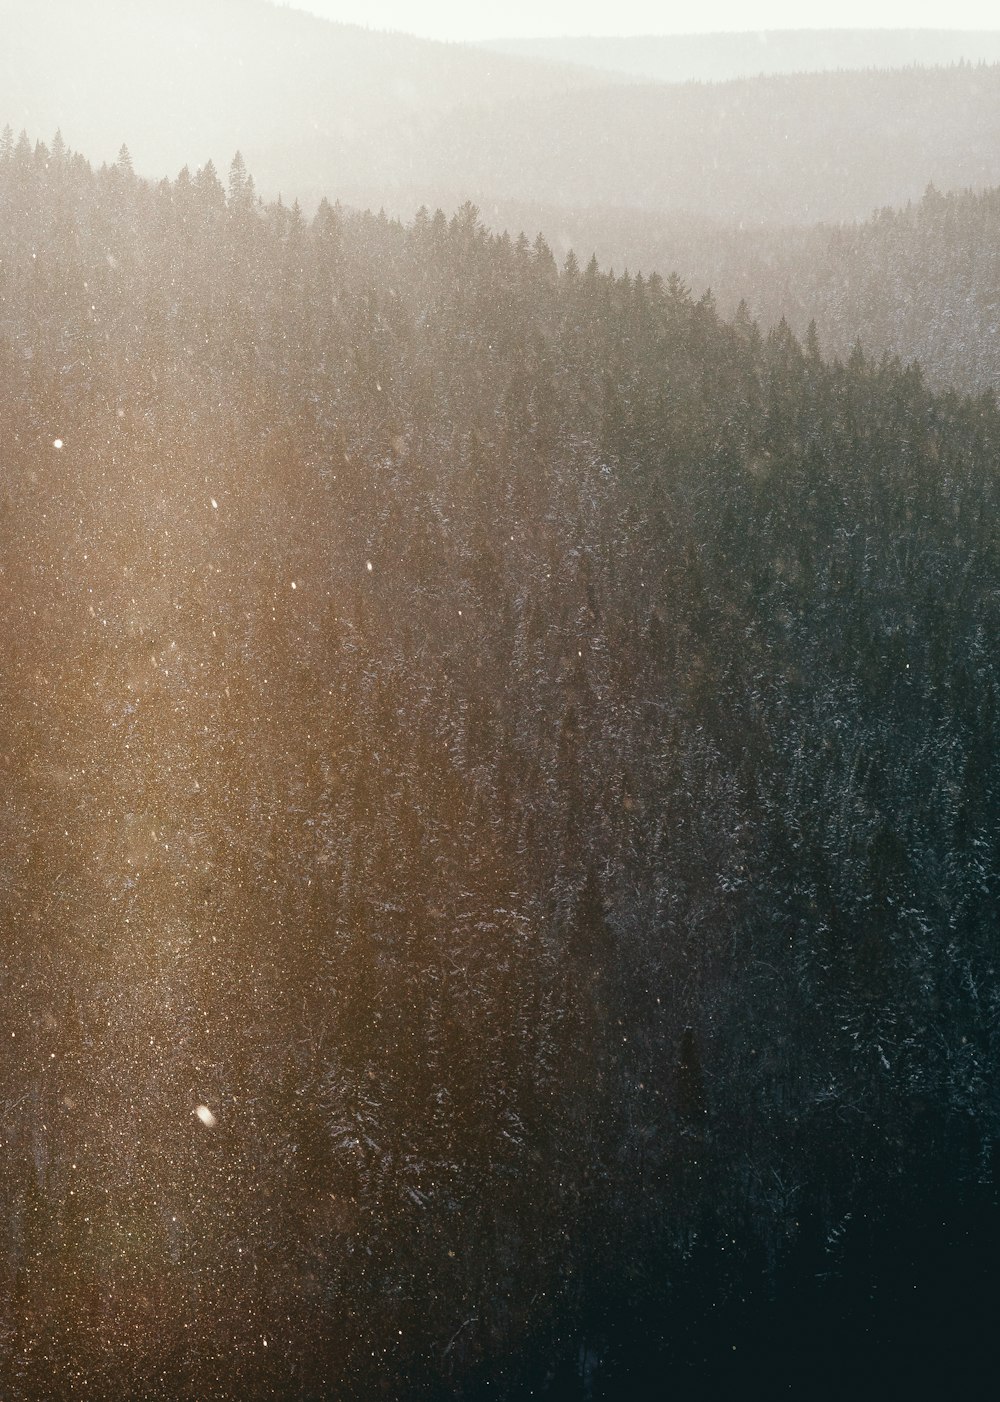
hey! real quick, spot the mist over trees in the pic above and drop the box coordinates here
[1,115,1000,1398]
[710,183,1000,396]
[522,182,1000,399]
[8,1,1000,230]
[480,28,1000,83]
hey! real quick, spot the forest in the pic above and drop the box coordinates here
[0,117,998,1398]
[558,182,1000,399]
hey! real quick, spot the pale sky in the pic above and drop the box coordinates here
[284,1,1000,41]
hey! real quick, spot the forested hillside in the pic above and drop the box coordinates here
[514,182,1000,399]
[726,183,1000,395]
[1,133,999,1399]
[433,62,1000,225]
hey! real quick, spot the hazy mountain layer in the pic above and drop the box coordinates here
[420,63,1000,226]
[2,0,604,191]
[480,28,1000,83]
[6,1,1000,229]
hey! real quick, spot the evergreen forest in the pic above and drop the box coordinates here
[1,43,1000,1402]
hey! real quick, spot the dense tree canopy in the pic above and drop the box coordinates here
[502,181,1000,403]
[0,134,998,1399]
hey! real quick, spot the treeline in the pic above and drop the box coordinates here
[481,29,1000,84]
[528,182,1000,400]
[741,182,1000,395]
[0,134,999,1398]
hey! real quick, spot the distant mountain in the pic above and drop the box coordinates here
[424,63,1000,226]
[8,3,1000,238]
[0,0,604,193]
[479,28,1000,83]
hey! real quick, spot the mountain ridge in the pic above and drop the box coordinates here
[6,1,1000,231]
[478,28,1000,83]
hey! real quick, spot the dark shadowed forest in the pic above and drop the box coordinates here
[1,118,999,1397]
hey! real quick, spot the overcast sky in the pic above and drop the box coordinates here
[283,1,1000,41]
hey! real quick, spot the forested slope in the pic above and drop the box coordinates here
[0,136,999,1399]
[434,61,1000,225]
[733,183,1000,394]
[518,182,1000,399]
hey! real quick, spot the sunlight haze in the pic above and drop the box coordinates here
[2,1,1000,1396]
[285,0,1000,39]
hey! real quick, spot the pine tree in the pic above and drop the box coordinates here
[227,150,255,211]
